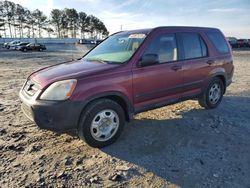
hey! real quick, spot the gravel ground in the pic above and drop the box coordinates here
[0,45,250,188]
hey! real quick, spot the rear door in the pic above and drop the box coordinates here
[132,32,183,110]
[177,32,210,98]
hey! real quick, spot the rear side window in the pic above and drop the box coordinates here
[180,33,207,59]
[206,31,229,54]
[143,33,178,63]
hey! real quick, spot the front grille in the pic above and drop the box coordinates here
[23,79,40,96]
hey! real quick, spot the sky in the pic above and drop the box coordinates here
[9,0,250,38]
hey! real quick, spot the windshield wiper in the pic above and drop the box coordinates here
[84,58,108,64]
[84,58,123,64]
[105,61,123,64]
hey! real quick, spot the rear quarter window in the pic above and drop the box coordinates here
[206,31,229,54]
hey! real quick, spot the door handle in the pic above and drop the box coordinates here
[171,65,182,71]
[207,60,215,65]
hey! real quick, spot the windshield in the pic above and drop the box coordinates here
[83,33,147,64]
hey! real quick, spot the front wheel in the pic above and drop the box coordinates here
[199,77,224,109]
[78,99,125,148]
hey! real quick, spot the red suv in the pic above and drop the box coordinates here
[237,39,248,48]
[19,26,234,147]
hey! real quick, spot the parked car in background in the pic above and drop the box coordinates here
[237,39,248,48]
[19,43,46,52]
[95,39,103,45]
[15,42,30,50]
[79,39,100,45]
[79,39,88,44]
[3,42,9,48]
[79,39,93,44]
[19,26,234,148]
[9,41,23,50]
[226,37,237,48]
[5,40,21,49]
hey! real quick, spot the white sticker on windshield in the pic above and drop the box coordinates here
[128,34,146,39]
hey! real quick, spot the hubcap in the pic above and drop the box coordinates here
[90,109,119,142]
[208,83,221,104]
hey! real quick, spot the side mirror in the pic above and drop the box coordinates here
[139,54,159,67]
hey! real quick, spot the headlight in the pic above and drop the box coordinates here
[40,79,77,100]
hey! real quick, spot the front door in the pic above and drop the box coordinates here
[132,32,183,110]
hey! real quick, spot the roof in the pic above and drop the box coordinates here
[114,26,220,36]
[154,26,219,30]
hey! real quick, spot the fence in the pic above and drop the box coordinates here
[0,38,80,44]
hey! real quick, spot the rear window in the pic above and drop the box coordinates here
[180,33,207,59]
[206,31,229,54]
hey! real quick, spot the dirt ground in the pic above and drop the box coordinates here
[0,45,249,188]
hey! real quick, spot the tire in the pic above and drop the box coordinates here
[198,77,224,109]
[78,99,125,148]
[23,48,27,52]
[39,48,43,51]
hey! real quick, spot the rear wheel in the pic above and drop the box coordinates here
[199,77,224,109]
[78,99,125,148]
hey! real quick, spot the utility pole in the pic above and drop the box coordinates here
[120,25,123,31]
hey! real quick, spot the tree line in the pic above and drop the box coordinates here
[0,0,109,39]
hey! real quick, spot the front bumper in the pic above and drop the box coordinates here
[19,89,84,133]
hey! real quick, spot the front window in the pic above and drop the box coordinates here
[83,33,147,64]
[143,33,178,63]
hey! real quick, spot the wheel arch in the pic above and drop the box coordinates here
[77,91,133,130]
[207,71,227,94]
[215,75,226,93]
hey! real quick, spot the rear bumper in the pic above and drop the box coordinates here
[226,77,232,87]
[226,65,234,87]
[19,90,83,133]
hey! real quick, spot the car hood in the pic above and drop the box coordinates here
[30,59,120,88]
